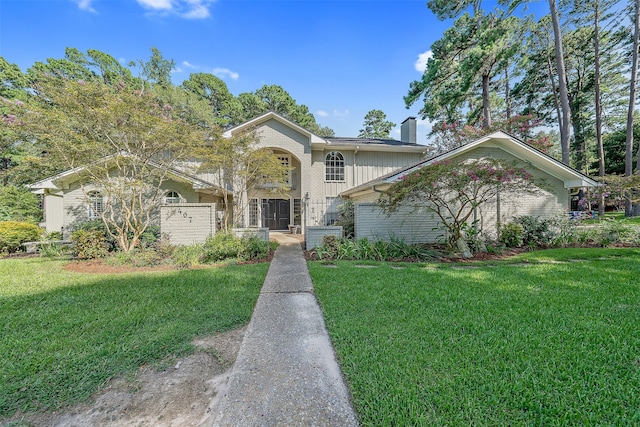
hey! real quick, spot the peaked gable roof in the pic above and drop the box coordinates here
[29,154,219,192]
[341,131,598,197]
[222,111,327,144]
[222,111,427,153]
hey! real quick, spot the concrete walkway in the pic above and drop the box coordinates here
[211,234,359,427]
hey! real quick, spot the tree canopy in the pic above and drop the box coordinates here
[358,109,395,138]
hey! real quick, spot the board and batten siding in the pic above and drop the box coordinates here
[160,203,216,245]
[311,149,423,199]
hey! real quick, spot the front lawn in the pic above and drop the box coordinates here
[310,248,640,426]
[0,257,268,418]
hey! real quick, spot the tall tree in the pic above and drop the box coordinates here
[407,5,523,130]
[237,85,334,136]
[358,109,395,138]
[182,73,242,127]
[130,47,175,92]
[626,0,640,215]
[549,0,572,165]
[12,74,212,251]
[195,130,290,229]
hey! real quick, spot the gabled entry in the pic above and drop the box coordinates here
[261,199,290,230]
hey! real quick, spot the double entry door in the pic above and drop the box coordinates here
[261,199,290,230]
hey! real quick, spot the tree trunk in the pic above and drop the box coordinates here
[594,0,605,218]
[505,67,511,120]
[549,0,572,166]
[626,0,640,216]
[482,74,492,127]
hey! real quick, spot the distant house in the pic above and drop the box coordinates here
[30,112,426,240]
[340,131,599,244]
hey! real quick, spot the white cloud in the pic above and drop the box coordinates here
[414,50,433,73]
[135,0,214,19]
[316,110,329,117]
[137,0,173,10]
[75,0,96,12]
[182,60,197,69]
[182,0,210,18]
[213,68,239,80]
[333,109,349,118]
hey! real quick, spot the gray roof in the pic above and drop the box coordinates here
[325,136,419,147]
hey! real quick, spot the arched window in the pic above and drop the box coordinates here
[325,151,344,181]
[88,191,103,220]
[165,191,181,204]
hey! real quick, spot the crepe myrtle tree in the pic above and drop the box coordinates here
[11,75,214,252]
[378,158,542,257]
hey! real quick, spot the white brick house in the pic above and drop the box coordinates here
[341,131,599,243]
[30,112,426,238]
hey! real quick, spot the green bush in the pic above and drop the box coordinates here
[70,229,109,260]
[511,215,553,247]
[107,247,166,267]
[0,221,42,253]
[315,236,439,261]
[139,225,161,248]
[38,242,71,258]
[238,236,271,261]
[499,222,524,248]
[548,214,578,247]
[172,244,204,269]
[74,220,118,251]
[202,232,242,262]
[0,185,42,223]
[335,199,355,239]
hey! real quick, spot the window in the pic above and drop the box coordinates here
[249,199,259,227]
[325,151,344,181]
[88,191,103,220]
[164,191,181,204]
[279,156,291,186]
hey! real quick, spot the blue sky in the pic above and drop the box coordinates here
[1,0,455,140]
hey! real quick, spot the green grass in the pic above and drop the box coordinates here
[310,248,640,426]
[0,257,268,418]
[582,210,640,225]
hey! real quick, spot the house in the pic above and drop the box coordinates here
[30,112,427,240]
[340,131,599,244]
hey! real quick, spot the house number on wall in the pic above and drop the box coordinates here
[170,208,193,223]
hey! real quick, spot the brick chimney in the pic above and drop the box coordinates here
[401,117,417,144]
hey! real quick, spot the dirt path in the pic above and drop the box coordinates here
[4,327,246,427]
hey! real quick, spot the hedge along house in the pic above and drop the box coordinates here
[222,112,426,231]
[30,112,427,242]
[340,131,599,244]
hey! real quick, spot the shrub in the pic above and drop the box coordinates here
[172,244,204,269]
[0,221,42,253]
[548,214,578,247]
[139,225,161,249]
[461,221,487,253]
[238,236,271,261]
[38,242,71,258]
[499,222,524,248]
[202,232,242,262]
[511,215,553,247]
[315,235,440,261]
[74,220,118,252]
[154,235,176,258]
[335,199,355,239]
[70,230,109,260]
[107,247,166,267]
